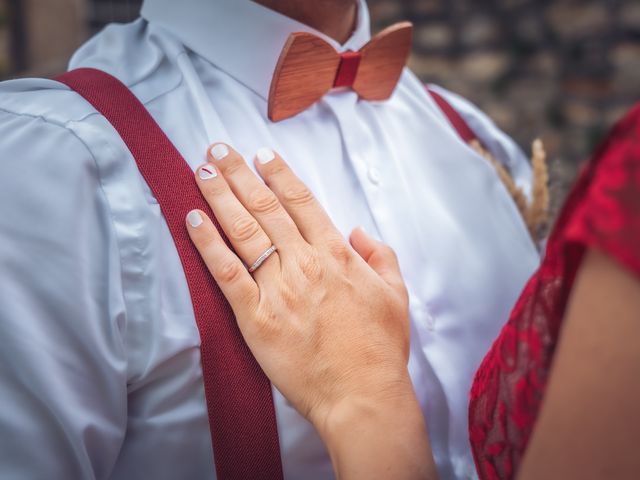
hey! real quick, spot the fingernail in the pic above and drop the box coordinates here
[210,143,229,161]
[187,210,204,228]
[198,164,218,180]
[256,147,275,164]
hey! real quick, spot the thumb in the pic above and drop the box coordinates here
[349,227,405,295]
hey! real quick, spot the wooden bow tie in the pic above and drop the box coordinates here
[268,22,413,122]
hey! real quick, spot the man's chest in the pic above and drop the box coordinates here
[89,78,538,478]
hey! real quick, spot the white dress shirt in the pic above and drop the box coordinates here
[0,0,539,478]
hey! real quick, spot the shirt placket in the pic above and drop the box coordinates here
[324,94,437,326]
[323,94,461,474]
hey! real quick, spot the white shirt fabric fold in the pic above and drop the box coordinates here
[0,0,539,478]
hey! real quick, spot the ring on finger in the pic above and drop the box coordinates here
[248,245,278,273]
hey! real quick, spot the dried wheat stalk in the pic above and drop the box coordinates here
[469,138,550,244]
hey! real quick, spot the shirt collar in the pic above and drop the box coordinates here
[140,0,371,101]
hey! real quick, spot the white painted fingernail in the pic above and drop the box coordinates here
[187,210,204,228]
[256,147,275,164]
[198,164,218,180]
[210,143,229,161]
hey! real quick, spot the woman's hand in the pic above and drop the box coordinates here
[185,143,410,426]
[185,144,435,479]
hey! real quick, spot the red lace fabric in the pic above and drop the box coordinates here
[469,104,640,479]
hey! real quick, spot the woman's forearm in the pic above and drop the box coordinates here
[316,380,439,480]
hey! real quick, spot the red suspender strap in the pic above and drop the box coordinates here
[426,86,477,144]
[55,68,284,480]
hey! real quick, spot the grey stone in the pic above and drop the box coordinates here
[459,51,510,83]
[562,101,600,128]
[620,2,640,30]
[546,2,610,40]
[411,0,444,16]
[612,43,640,95]
[415,23,455,50]
[460,15,500,47]
[527,52,560,77]
[514,15,544,44]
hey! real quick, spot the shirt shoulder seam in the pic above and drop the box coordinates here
[73,70,186,123]
[0,70,186,125]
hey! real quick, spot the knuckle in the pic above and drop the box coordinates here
[264,161,288,178]
[379,243,395,257]
[397,285,410,307]
[197,232,218,251]
[326,237,352,265]
[378,244,398,263]
[280,293,297,312]
[282,184,315,208]
[297,251,324,284]
[202,180,228,198]
[248,188,281,216]
[215,259,245,285]
[253,310,282,340]
[278,282,300,311]
[386,245,399,261]
[229,215,262,243]
[221,155,246,175]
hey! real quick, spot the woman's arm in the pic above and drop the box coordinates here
[518,248,640,479]
[186,144,437,479]
[318,384,434,479]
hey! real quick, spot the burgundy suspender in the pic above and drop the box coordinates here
[55,68,284,480]
[426,86,478,144]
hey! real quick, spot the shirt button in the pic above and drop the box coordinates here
[367,167,381,185]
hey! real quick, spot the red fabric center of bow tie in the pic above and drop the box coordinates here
[333,51,362,88]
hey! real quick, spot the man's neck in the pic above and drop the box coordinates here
[253,0,358,44]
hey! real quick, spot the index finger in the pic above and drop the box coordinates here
[207,143,304,250]
[254,148,341,244]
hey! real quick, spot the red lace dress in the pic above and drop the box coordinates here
[469,103,640,479]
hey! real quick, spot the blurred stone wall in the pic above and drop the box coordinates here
[369,0,640,209]
[2,0,639,212]
[0,1,9,77]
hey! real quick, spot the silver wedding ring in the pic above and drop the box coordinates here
[248,245,278,273]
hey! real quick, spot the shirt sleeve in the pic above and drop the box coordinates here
[0,108,128,479]
[427,84,533,201]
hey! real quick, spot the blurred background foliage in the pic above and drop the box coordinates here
[1,0,639,215]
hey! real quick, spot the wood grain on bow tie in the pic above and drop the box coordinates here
[268,22,413,122]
